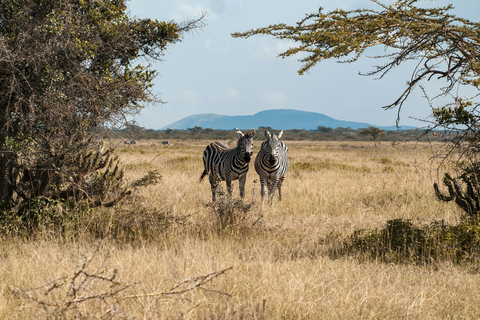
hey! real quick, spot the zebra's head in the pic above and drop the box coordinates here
[236,128,256,163]
[264,130,283,165]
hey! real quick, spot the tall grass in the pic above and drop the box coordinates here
[3,139,479,319]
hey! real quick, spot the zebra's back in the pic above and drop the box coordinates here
[201,142,229,181]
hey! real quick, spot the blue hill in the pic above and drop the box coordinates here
[161,109,412,130]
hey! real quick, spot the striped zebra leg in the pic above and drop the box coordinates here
[238,174,247,199]
[225,175,233,198]
[268,179,279,205]
[277,176,285,201]
[259,177,268,205]
[208,174,220,202]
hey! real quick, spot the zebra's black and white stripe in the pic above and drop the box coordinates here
[199,128,256,201]
[255,130,289,205]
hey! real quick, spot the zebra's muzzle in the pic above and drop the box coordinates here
[269,155,277,165]
[244,152,252,163]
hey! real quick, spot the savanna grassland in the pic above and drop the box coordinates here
[1,138,480,319]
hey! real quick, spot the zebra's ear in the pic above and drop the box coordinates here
[236,128,244,137]
[251,129,256,137]
[265,130,271,138]
[278,130,283,139]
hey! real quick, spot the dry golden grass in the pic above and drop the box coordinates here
[2,139,479,319]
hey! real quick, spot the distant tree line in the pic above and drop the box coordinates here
[108,125,452,143]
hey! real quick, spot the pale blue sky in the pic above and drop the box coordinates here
[127,0,478,129]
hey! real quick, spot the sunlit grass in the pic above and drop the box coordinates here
[2,139,476,319]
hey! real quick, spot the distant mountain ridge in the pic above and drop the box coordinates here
[161,109,412,130]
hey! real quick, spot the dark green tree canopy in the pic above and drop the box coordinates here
[0,0,205,205]
[0,0,204,136]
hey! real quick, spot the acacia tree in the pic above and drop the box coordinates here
[0,0,205,210]
[359,126,385,147]
[233,0,480,215]
[187,126,204,140]
[233,0,479,123]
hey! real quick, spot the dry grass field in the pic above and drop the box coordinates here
[1,138,480,319]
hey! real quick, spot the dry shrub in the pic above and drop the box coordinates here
[86,194,190,243]
[206,181,261,234]
[0,166,167,241]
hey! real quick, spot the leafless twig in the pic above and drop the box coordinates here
[11,248,233,318]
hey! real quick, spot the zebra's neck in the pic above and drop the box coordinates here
[233,148,248,166]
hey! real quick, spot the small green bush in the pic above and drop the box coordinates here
[0,195,183,242]
[380,158,392,164]
[344,218,480,266]
[0,167,164,241]
[383,165,395,173]
[0,198,91,239]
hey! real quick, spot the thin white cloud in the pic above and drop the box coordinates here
[242,37,297,62]
[178,90,202,105]
[179,3,201,14]
[204,38,213,48]
[260,91,288,107]
[208,93,220,102]
[209,0,226,15]
[226,88,241,99]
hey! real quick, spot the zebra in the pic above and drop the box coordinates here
[255,129,289,205]
[199,128,256,202]
[124,140,137,145]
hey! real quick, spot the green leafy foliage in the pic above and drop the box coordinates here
[433,99,476,126]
